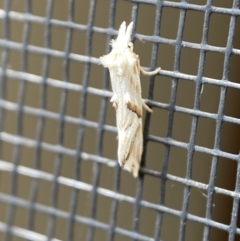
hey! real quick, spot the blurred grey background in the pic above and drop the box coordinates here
[0,0,240,240]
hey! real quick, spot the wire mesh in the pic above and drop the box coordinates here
[0,0,240,241]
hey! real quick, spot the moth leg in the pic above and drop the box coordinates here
[140,67,161,76]
[142,100,153,113]
[110,95,118,110]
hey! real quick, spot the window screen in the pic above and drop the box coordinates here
[0,0,240,241]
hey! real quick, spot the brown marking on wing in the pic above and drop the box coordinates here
[119,132,134,167]
[120,146,131,167]
[126,101,142,118]
[129,73,141,94]
[125,149,132,164]
[133,63,139,75]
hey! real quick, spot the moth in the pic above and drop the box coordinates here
[100,21,160,177]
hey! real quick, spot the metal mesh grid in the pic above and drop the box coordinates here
[0,0,239,240]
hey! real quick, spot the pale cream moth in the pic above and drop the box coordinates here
[100,21,160,177]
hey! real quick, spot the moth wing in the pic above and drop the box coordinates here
[118,117,142,177]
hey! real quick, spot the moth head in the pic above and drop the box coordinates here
[114,21,134,49]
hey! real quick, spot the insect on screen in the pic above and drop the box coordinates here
[0,0,240,241]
